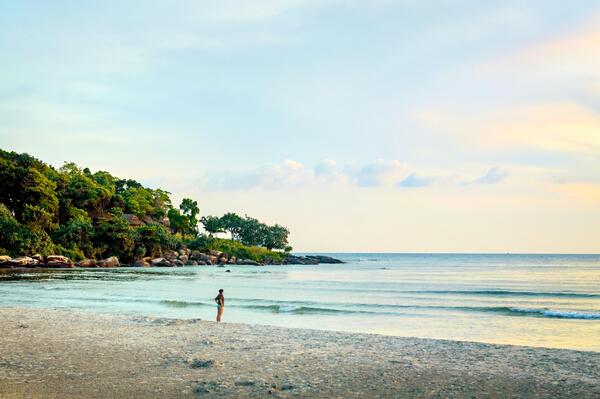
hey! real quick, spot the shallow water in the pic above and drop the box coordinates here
[1,253,599,351]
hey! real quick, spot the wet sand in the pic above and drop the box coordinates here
[0,307,598,398]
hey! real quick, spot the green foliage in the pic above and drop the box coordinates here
[200,215,224,236]
[188,236,285,263]
[0,149,292,263]
[179,198,199,235]
[135,224,178,258]
[167,208,189,236]
[93,211,137,261]
[53,208,95,257]
[201,213,291,250]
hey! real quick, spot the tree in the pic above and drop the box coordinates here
[263,224,290,250]
[200,216,224,237]
[136,224,177,258]
[53,208,95,257]
[93,210,137,261]
[179,198,199,236]
[238,216,267,247]
[167,208,189,236]
[220,212,244,241]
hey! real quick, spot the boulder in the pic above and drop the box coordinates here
[31,254,44,262]
[0,255,11,267]
[164,250,179,261]
[228,256,237,264]
[46,260,75,268]
[97,256,120,267]
[191,251,210,262]
[134,260,150,267]
[196,261,208,266]
[178,255,189,263]
[151,258,172,267]
[208,255,217,265]
[47,255,70,263]
[77,259,97,267]
[188,260,198,266]
[172,259,184,267]
[236,259,262,266]
[209,250,222,257]
[9,257,32,266]
[305,255,344,264]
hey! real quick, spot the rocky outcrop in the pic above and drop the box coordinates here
[9,256,38,266]
[236,259,262,266]
[46,260,75,268]
[97,256,120,268]
[0,251,343,269]
[283,255,344,265]
[134,259,150,267]
[47,255,69,263]
[0,255,11,267]
[76,259,97,267]
[151,258,172,267]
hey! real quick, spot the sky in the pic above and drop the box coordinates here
[1,0,600,253]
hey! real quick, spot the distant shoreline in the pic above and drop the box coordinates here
[0,307,598,398]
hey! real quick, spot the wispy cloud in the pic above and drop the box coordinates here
[398,173,437,188]
[471,167,508,185]
[345,160,409,188]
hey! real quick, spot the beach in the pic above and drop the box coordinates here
[0,307,598,398]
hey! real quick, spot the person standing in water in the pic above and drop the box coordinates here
[215,289,224,322]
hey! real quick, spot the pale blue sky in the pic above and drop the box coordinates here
[2,1,600,252]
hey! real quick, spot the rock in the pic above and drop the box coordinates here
[46,260,75,268]
[208,255,217,265]
[172,259,184,267]
[9,257,32,266]
[188,260,198,266]
[228,256,237,264]
[0,255,11,267]
[31,254,44,262]
[236,259,262,266]
[225,269,231,272]
[151,258,172,267]
[305,255,344,264]
[178,255,189,263]
[134,260,150,267]
[209,250,222,257]
[196,261,208,266]
[217,256,228,264]
[164,250,178,261]
[76,259,97,267]
[47,255,70,263]
[97,256,120,267]
[190,251,210,261]
[283,254,344,265]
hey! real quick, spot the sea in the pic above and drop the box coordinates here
[1,253,599,351]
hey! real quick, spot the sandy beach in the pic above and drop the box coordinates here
[0,307,598,398]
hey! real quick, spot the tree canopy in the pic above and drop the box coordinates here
[0,149,293,262]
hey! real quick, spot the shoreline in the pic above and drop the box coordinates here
[1,307,599,398]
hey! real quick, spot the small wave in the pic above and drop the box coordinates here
[241,304,347,315]
[416,290,600,298]
[507,307,600,320]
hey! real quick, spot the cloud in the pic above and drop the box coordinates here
[346,159,410,188]
[200,159,310,191]
[471,167,508,185]
[398,173,436,188]
[200,160,512,191]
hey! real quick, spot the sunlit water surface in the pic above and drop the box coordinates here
[1,253,599,351]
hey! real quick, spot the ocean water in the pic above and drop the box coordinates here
[1,253,599,351]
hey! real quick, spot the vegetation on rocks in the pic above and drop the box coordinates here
[0,149,292,265]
